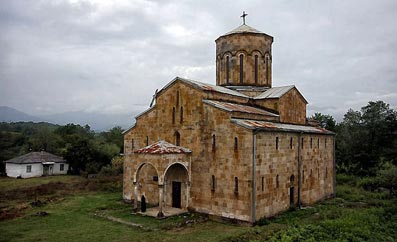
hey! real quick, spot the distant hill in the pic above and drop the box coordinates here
[0,106,42,122]
[0,106,137,131]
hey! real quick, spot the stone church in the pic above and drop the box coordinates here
[123,17,335,223]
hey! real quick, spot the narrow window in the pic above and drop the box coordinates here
[212,134,216,151]
[325,138,327,148]
[131,139,135,151]
[310,169,313,177]
[226,56,230,84]
[276,174,279,188]
[302,170,305,183]
[175,131,180,146]
[301,137,304,149]
[310,138,313,149]
[290,175,295,187]
[234,137,238,151]
[60,164,64,171]
[290,137,293,149]
[326,167,328,178]
[265,55,269,83]
[26,165,31,173]
[211,175,215,191]
[176,91,180,107]
[234,177,239,193]
[318,168,320,178]
[239,54,244,84]
[254,55,258,84]
[276,137,279,150]
[318,138,320,149]
[180,107,183,124]
[172,107,175,124]
[146,136,149,146]
[261,176,265,192]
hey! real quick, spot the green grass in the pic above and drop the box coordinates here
[0,175,85,192]
[1,175,396,242]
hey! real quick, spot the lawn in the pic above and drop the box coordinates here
[1,175,396,242]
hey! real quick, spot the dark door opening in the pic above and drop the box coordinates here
[290,187,294,206]
[172,181,181,208]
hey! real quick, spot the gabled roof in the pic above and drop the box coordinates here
[4,152,66,164]
[254,85,308,104]
[160,77,249,98]
[134,140,192,154]
[203,100,278,117]
[231,119,334,135]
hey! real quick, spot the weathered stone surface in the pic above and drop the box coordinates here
[123,23,335,223]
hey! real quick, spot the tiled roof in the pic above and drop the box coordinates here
[222,24,264,36]
[4,152,66,164]
[134,140,192,154]
[231,119,334,135]
[162,77,249,98]
[254,85,308,104]
[203,100,278,117]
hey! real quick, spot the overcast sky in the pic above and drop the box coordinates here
[1,0,396,121]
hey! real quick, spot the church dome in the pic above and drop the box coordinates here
[215,22,274,88]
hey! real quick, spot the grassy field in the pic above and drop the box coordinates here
[0,175,396,242]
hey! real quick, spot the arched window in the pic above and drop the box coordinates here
[290,175,295,187]
[212,134,216,151]
[211,175,215,191]
[180,107,183,124]
[239,54,244,84]
[254,55,259,84]
[226,56,230,84]
[310,169,313,177]
[172,107,175,124]
[318,138,320,149]
[290,137,293,149]
[276,137,279,150]
[234,137,238,151]
[234,177,239,193]
[276,174,279,188]
[265,55,269,83]
[175,131,180,146]
[146,136,149,146]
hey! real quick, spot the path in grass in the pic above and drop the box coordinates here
[0,192,248,242]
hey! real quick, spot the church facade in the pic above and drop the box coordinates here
[123,21,335,223]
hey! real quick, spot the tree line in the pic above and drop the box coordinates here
[0,122,123,174]
[1,100,396,181]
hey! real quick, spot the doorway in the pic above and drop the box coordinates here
[172,181,181,208]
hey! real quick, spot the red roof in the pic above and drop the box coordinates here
[134,140,192,154]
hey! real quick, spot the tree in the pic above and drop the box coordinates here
[310,113,336,131]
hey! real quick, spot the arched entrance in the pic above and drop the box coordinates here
[135,163,159,206]
[164,163,189,209]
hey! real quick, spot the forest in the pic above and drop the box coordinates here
[0,100,396,187]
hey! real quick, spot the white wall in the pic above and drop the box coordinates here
[53,163,69,175]
[6,163,43,178]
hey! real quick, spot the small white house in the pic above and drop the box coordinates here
[4,151,68,178]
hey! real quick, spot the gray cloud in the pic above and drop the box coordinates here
[0,0,396,122]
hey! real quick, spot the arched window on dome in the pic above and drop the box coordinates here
[254,54,259,84]
[239,54,244,84]
[226,56,230,84]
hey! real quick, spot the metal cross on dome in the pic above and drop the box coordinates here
[240,11,248,24]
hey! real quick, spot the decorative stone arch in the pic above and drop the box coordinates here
[133,162,160,211]
[162,162,190,211]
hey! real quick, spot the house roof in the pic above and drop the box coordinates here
[161,77,249,98]
[4,151,66,164]
[231,119,334,135]
[134,140,192,154]
[254,85,308,104]
[203,100,278,117]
